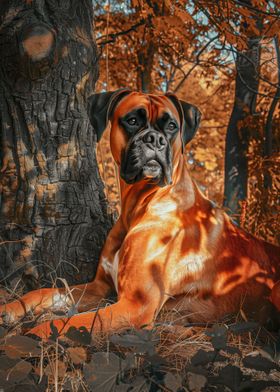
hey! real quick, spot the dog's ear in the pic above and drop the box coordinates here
[87,89,131,141]
[166,93,201,146]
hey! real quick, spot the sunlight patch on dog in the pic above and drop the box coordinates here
[179,253,207,274]
[145,236,170,262]
[214,257,275,295]
[169,252,209,295]
[147,247,166,262]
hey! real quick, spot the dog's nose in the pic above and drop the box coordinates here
[143,131,167,150]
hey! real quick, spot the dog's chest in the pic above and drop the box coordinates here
[101,251,119,292]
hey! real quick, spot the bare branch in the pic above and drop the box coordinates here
[174,34,219,92]
[235,0,280,18]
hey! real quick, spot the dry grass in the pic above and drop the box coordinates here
[0,299,280,391]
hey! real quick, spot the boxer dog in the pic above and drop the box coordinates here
[1,90,280,339]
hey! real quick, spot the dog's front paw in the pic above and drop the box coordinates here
[0,302,24,324]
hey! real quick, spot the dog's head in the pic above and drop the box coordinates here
[88,90,201,187]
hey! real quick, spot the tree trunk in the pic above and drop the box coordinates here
[136,0,160,93]
[137,33,155,93]
[0,0,111,291]
[223,37,261,219]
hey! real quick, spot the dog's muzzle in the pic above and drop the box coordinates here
[120,128,173,187]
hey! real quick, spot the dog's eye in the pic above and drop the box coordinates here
[127,117,138,126]
[168,122,177,130]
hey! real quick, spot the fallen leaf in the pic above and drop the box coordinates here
[67,346,87,364]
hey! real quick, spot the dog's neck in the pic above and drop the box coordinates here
[118,153,199,230]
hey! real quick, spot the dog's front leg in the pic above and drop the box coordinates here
[27,297,156,339]
[0,269,112,324]
[27,256,165,339]
[0,219,127,324]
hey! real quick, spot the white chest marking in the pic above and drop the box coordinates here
[150,200,177,215]
[52,293,71,310]
[101,251,119,293]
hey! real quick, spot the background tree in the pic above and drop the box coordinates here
[223,14,262,218]
[196,0,280,236]
[0,0,111,292]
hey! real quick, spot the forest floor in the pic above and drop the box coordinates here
[0,302,280,391]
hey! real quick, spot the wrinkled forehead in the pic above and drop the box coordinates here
[113,92,181,123]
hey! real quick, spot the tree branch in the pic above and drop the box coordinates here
[235,0,280,18]
[97,19,146,47]
[264,35,280,158]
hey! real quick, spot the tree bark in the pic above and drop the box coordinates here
[223,37,261,219]
[136,0,161,93]
[0,0,111,291]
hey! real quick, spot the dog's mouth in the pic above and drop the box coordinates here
[120,143,173,187]
[142,159,162,179]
